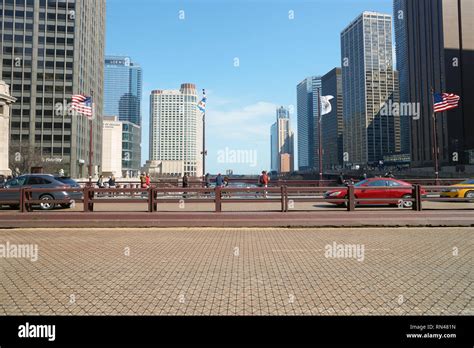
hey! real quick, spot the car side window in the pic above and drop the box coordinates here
[28,177,44,185]
[368,180,387,187]
[389,181,402,187]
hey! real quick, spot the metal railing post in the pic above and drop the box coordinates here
[19,187,26,213]
[147,187,157,212]
[215,186,222,212]
[412,184,423,211]
[280,186,286,212]
[347,185,355,212]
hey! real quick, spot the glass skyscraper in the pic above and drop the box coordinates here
[0,0,106,178]
[104,56,142,176]
[393,0,411,155]
[397,0,474,167]
[341,12,400,166]
[321,67,344,170]
[296,76,321,171]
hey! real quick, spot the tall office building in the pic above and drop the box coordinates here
[397,0,474,167]
[341,12,400,166]
[270,122,278,172]
[321,68,344,170]
[101,115,122,177]
[296,76,321,171]
[270,106,294,173]
[104,56,143,176]
[149,83,203,177]
[393,0,411,155]
[0,0,106,178]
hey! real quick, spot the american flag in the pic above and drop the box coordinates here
[433,93,460,113]
[71,94,93,117]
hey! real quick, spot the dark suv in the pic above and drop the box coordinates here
[0,174,73,210]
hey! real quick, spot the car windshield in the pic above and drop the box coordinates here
[460,179,474,185]
[7,177,27,187]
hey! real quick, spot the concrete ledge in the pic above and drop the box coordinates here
[1,211,474,228]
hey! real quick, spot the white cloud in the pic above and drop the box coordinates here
[207,101,277,139]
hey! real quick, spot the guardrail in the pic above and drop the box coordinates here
[0,184,473,213]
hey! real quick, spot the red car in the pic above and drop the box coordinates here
[324,178,425,208]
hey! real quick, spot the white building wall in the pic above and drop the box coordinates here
[102,116,123,177]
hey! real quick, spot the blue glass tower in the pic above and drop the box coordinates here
[104,56,143,176]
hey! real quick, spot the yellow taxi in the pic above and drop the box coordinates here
[440,179,474,199]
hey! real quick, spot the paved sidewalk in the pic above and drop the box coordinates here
[0,227,472,315]
[0,209,474,228]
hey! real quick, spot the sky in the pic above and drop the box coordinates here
[105,0,393,175]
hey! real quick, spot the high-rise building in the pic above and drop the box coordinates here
[0,80,16,176]
[341,12,400,166]
[393,0,411,155]
[321,68,344,170]
[149,83,203,177]
[297,76,321,171]
[397,0,474,167]
[104,55,143,176]
[270,122,278,172]
[270,106,294,173]
[101,116,122,177]
[0,0,106,178]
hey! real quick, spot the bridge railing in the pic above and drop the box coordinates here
[0,184,473,213]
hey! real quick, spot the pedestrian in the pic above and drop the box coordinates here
[182,173,189,198]
[108,175,116,197]
[96,175,104,188]
[140,173,147,188]
[204,173,211,188]
[215,173,224,188]
[145,173,151,187]
[337,172,345,186]
[259,170,270,198]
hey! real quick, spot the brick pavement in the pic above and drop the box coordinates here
[0,227,472,315]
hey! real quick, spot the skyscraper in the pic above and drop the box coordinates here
[104,56,143,176]
[321,68,344,170]
[397,0,474,167]
[149,83,203,177]
[270,106,294,173]
[0,0,106,178]
[296,76,321,171]
[341,12,400,166]
[393,0,411,155]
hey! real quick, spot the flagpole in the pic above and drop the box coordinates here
[201,89,206,178]
[318,89,323,185]
[431,88,440,184]
[89,91,94,182]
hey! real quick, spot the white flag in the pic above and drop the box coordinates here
[320,95,334,116]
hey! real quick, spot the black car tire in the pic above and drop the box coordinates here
[39,194,55,210]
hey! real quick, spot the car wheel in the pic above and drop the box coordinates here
[39,194,55,210]
[9,204,20,210]
[464,190,474,199]
[401,194,413,208]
